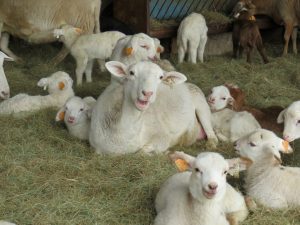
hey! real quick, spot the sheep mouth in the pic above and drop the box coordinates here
[135,99,150,110]
[203,189,217,199]
[67,118,75,124]
[148,56,158,61]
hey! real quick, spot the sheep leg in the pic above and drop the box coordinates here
[257,45,269,64]
[283,21,294,56]
[292,27,298,54]
[197,35,207,63]
[238,46,244,59]
[188,41,197,64]
[75,56,88,86]
[178,45,185,63]
[49,46,69,66]
[245,47,252,63]
[142,136,170,154]
[0,32,22,61]
[232,23,240,58]
[85,59,94,83]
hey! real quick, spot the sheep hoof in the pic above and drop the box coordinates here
[245,196,257,211]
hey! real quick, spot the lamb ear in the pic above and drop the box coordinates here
[105,61,128,78]
[55,107,66,121]
[0,51,14,61]
[228,97,235,106]
[162,71,187,86]
[37,78,49,90]
[227,157,251,176]
[169,151,195,172]
[277,109,286,123]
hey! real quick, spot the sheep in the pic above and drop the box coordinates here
[212,108,261,142]
[234,129,300,209]
[0,51,13,100]
[277,101,300,142]
[0,71,74,116]
[110,33,157,66]
[53,25,126,85]
[177,12,208,64]
[55,96,96,140]
[89,61,218,154]
[0,221,16,225]
[207,84,283,133]
[232,2,269,63]
[154,151,248,225]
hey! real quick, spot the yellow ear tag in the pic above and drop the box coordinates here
[58,82,65,90]
[175,159,189,172]
[58,111,65,121]
[282,140,290,153]
[75,28,83,34]
[124,47,133,56]
[249,16,256,21]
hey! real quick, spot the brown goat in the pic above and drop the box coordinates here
[233,0,300,56]
[232,7,269,63]
[225,84,283,133]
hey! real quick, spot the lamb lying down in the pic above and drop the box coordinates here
[0,71,74,116]
[56,96,96,140]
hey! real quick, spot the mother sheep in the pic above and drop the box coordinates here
[0,0,101,63]
[233,0,300,55]
[89,61,218,154]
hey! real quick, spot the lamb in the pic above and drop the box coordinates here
[53,25,126,85]
[207,84,283,133]
[0,221,16,225]
[234,129,300,209]
[0,51,13,100]
[154,151,248,225]
[110,33,157,66]
[0,71,74,116]
[89,61,218,154]
[55,96,96,140]
[277,101,300,142]
[232,2,269,63]
[177,12,208,64]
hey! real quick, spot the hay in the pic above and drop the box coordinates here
[201,10,232,25]
[1,39,300,225]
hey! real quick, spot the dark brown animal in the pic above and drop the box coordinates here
[232,0,300,56]
[232,4,269,64]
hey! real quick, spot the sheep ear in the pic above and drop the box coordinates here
[273,154,282,165]
[277,109,286,123]
[228,97,235,106]
[0,51,14,61]
[169,151,195,172]
[83,97,96,107]
[227,157,250,176]
[280,140,293,154]
[55,107,66,121]
[157,46,164,53]
[162,71,187,86]
[105,61,127,78]
[37,78,49,90]
[74,27,83,34]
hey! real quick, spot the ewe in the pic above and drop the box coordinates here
[177,13,208,64]
[277,101,300,142]
[154,151,248,225]
[89,61,218,154]
[0,51,13,99]
[56,96,96,140]
[53,25,125,85]
[234,129,299,209]
[0,71,74,116]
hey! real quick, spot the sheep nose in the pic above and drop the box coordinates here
[142,90,153,97]
[68,116,75,123]
[283,135,290,142]
[233,142,238,148]
[1,91,10,99]
[208,183,218,191]
[208,97,215,103]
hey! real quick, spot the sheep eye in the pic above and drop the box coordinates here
[297,120,300,124]
[195,168,202,174]
[159,75,164,80]
[249,142,256,147]
[141,45,148,49]
[80,108,84,111]
[221,97,226,100]
[223,170,228,175]
[130,71,135,76]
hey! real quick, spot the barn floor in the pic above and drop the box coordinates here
[1,38,300,225]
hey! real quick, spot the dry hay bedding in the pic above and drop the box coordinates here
[0,39,300,225]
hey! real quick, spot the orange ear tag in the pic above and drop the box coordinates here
[58,111,65,121]
[249,16,256,21]
[175,159,189,172]
[157,47,162,53]
[124,47,133,56]
[58,82,65,90]
[282,140,290,153]
[75,28,83,34]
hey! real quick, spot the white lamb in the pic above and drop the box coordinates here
[56,96,96,140]
[89,61,218,154]
[177,12,208,64]
[277,101,300,142]
[0,71,74,116]
[0,221,16,225]
[234,129,300,209]
[154,151,248,225]
[53,25,126,85]
[0,51,13,99]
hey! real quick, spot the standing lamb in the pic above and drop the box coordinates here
[0,71,74,116]
[234,129,299,209]
[53,26,126,85]
[154,151,248,225]
[56,96,96,140]
[89,61,218,154]
[277,101,300,142]
[0,51,13,100]
[177,13,208,64]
